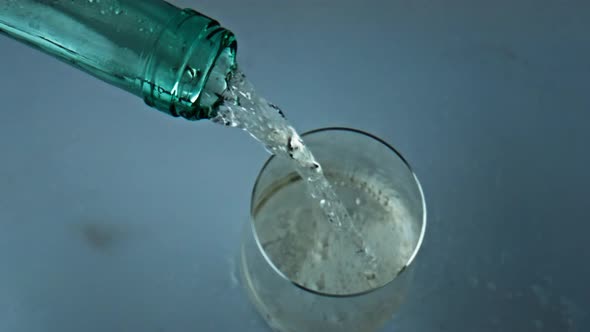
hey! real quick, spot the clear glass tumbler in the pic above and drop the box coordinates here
[240,128,427,332]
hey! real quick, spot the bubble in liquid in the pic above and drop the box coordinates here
[311,251,322,263]
[363,270,377,280]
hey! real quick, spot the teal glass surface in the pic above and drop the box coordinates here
[0,0,237,120]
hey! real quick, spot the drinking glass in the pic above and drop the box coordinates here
[240,128,427,332]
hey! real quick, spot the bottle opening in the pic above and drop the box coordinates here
[197,41,237,118]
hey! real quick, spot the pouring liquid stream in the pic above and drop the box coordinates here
[213,69,378,281]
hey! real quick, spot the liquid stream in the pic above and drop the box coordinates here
[212,69,377,273]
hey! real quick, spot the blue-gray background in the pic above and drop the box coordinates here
[1,0,589,331]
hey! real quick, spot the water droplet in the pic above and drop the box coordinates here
[486,281,497,291]
[533,319,544,329]
[355,198,361,205]
[530,284,549,306]
[28,21,40,29]
[114,7,122,14]
[320,199,326,207]
[327,313,346,324]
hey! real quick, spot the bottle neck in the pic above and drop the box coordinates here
[0,1,237,120]
[141,8,237,120]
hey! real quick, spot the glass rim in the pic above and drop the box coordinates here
[249,127,427,298]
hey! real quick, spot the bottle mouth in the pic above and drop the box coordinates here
[197,38,237,118]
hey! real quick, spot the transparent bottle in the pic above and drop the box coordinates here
[0,0,237,120]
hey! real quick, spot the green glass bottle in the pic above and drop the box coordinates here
[0,0,237,120]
